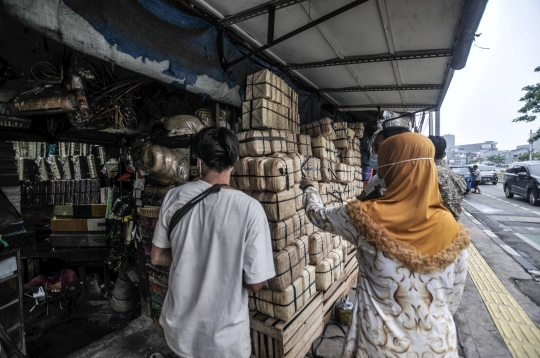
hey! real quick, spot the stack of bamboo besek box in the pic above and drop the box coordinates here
[234,69,364,323]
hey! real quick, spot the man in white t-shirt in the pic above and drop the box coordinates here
[151,127,275,358]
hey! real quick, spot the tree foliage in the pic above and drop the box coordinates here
[518,151,530,161]
[486,154,506,164]
[513,66,540,142]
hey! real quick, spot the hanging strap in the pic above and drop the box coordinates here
[168,184,226,239]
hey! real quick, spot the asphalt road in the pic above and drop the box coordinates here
[462,182,540,306]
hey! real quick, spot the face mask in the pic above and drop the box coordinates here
[369,154,378,170]
[377,157,433,189]
[197,159,203,178]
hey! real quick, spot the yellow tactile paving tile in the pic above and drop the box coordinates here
[467,243,540,357]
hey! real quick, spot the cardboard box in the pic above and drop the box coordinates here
[53,204,107,218]
[50,218,106,232]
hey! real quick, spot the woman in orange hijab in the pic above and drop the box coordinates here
[301,132,470,358]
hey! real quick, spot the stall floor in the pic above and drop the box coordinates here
[23,296,136,358]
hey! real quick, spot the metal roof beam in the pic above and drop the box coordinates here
[285,49,452,69]
[224,0,369,69]
[320,84,442,92]
[338,104,435,109]
[219,0,307,27]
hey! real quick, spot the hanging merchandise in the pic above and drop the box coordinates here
[195,108,214,127]
[140,144,189,184]
[161,115,204,136]
[106,220,128,272]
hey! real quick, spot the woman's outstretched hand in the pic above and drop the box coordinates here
[300,178,314,190]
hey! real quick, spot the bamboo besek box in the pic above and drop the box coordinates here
[50,218,106,232]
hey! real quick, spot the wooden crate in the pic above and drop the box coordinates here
[250,292,323,358]
[323,254,358,325]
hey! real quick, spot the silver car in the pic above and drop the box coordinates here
[468,164,498,185]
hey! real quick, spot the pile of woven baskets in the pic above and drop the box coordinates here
[236,70,365,322]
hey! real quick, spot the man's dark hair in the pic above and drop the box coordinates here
[428,135,446,160]
[380,126,410,139]
[191,127,239,172]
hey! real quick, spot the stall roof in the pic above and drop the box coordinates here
[190,0,487,114]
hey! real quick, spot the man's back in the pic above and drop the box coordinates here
[152,180,275,358]
[435,162,466,219]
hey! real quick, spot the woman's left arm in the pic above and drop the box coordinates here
[303,185,361,247]
[449,248,469,315]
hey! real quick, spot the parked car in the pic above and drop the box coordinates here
[467,164,498,185]
[450,166,472,192]
[503,161,540,206]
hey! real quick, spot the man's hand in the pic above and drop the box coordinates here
[300,178,314,190]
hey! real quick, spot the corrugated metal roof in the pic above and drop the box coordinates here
[191,0,485,114]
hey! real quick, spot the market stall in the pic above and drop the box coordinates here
[0,0,486,357]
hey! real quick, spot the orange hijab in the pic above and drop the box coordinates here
[361,132,459,256]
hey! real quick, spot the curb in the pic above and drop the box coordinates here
[462,208,540,277]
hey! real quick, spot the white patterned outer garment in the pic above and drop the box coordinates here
[303,186,468,358]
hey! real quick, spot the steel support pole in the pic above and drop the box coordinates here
[435,111,440,136]
[267,6,276,45]
[224,0,368,68]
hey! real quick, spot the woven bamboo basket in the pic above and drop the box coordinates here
[267,128,287,153]
[342,241,356,266]
[292,211,303,239]
[300,118,334,138]
[340,149,361,166]
[333,139,349,150]
[269,218,295,251]
[318,183,329,205]
[268,245,302,291]
[329,248,344,281]
[311,136,329,161]
[253,190,296,221]
[315,258,334,291]
[232,157,264,191]
[309,232,332,265]
[354,166,362,181]
[249,277,304,322]
[269,130,296,154]
[301,209,319,236]
[250,157,270,191]
[237,130,272,157]
[320,158,335,182]
[293,184,303,211]
[335,163,353,183]
[265,156,294,192]
[327,122,349,141]
[285,153,303,183]
[351,137,361,152]
[293,235,309,272]
[297,134,312,156]
[137,206,161,219]
[332,235,343,250]
[302,157,321,181]
[349,122,364,138]
[305,221,317,236]
[242,98,288,130]
[246,69,291,106]
[301,265,316,305]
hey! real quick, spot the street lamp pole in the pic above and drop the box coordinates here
[530,129,533,161]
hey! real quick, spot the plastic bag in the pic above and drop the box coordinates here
[0,187,21,231]
[335,296,354,325]
[140,144,189,184]
[161,115,203,136]
[195,108,214,127]
[112,195,133,218]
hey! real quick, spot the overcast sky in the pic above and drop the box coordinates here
[439,0,540,150]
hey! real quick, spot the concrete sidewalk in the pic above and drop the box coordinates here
[68,213,540,358]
